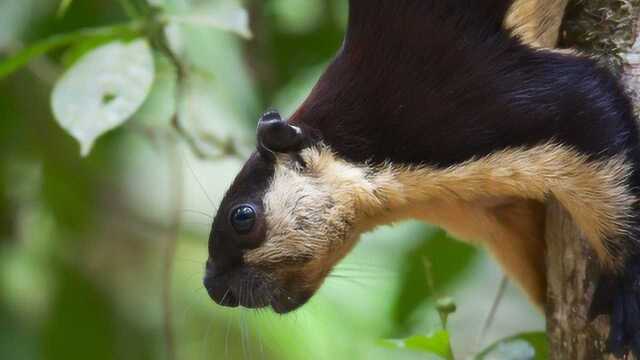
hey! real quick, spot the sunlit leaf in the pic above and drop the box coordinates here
[379,330,453,360]
[131,55,177,127]
[0,22,142,80]
[476,332,549,360]
[168,1,252,38]
[51,39,154,157]
[175,74,243,157]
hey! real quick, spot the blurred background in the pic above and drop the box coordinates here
[0,0,544,359]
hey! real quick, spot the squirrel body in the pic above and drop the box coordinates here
[205,1,640,356]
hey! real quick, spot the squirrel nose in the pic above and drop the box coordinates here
[203,261,239,307]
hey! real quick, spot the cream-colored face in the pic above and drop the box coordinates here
[205,145,379,313]
[242,148,372,309]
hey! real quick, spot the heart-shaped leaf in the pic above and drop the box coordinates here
[51,39,154,156]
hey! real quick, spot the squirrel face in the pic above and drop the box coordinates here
[204,112,370,313]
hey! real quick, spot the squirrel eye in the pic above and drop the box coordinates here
[230,205,256,234]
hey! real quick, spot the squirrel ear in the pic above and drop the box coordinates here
[257,110,307,154]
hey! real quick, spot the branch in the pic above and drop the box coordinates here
[150,19,246,161]
[547,2,640,359]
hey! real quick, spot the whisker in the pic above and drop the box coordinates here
[240,308,249,360]
[331,267,394,279]
[184,156,216,209]
[334,264,394,273]
[219,288,231,305]
[249,277,255,310]
[236,282,246,360]
[177,298,196,329]
[331,269,392,278]
[179,221,212,228]
[254,311,265,360]
[200,313,216,360]
[247,311,255,360]
[224,314,232,360]
[181,209,214,219]
[327,274,374,288]
[337,263,389,272]
[175,257,205,265]
[340,260,387,267]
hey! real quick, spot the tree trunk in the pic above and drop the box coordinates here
[545,200,612,359]
[546,1,640,359]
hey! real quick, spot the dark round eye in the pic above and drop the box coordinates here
[230,205,256,234]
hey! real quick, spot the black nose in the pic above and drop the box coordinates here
[203,263,239,307]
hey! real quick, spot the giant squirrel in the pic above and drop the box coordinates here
[203,1,640,357]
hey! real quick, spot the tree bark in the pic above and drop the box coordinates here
[545,200,612,359]
[546,1,640,359]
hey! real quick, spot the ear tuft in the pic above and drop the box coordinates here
[257,110,306,154]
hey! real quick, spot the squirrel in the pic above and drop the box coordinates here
[203,1,640,357]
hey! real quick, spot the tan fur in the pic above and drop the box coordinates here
[246,144,636,305]
[362,144,635,269]
[486,200,547,306]
[244,1,626,307]
[244,154,365,292]
[506,0,569,47]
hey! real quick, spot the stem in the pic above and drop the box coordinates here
[475,275,508,352]
[162,134,182,360]
[152,22,245,160]
[0,21,143,79]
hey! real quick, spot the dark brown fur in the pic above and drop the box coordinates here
[291,1,638,167]
[206,1,640,356]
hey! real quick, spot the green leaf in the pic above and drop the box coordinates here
[269,0,324,34]
[476,332,548,360]
[0,22,143,80]
[61,33,138,69]
[391,229,478,331]
[379,330,453,360]
[167,1,252,38]
[51,39,155,157]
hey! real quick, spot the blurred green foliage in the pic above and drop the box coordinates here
[392,231,477,334]
[0,1,544,359]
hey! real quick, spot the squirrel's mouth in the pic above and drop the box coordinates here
[203,264,313,313]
